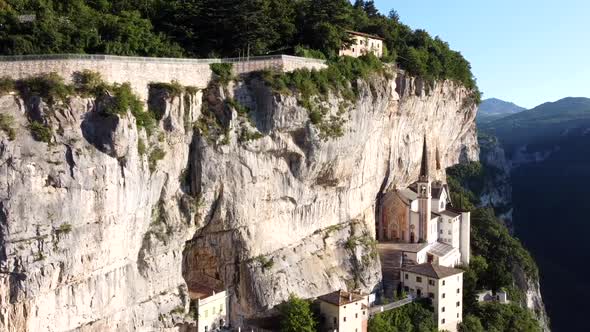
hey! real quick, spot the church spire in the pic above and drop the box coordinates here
[419,135,429,181]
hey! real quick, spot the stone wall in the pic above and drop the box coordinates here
[0,54,326,100]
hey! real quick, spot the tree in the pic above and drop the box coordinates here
[279,294,316,332]
[363,0,380,18]
[459,315,485,332]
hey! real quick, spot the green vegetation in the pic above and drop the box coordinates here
[459,302,541,332]
[56,223,72,234]
[368,299,437,332]
[254,255,274,271]
[239,128,263,143]
[0,113,16,140]
[73,70,106,97]
[16,72,73,105]
[279,294,316,332]
[210,63,234,85]
[261,54,386,138]
[149,80,184,98]
[0,1,183,57]
[0,1,479,98]
[0,76,15,95]
[294,45,327,60]
[28,121,52,143]
[137,139,147,156]
[148,147,166,173]
[446,162,542,331]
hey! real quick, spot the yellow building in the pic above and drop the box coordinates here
[318,290,369,332]
[339,31,384,58]
[401,263,464,332]
[189,285,229,332]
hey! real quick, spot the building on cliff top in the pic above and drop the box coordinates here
[339,30,384,58]
[318,290,369,332]
[401,263,464,332]
[378,137,471,267]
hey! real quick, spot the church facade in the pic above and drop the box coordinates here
[378,138,470,267]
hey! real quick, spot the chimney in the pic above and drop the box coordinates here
[349,293,352,301]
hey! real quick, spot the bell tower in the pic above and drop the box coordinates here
[417,136,432,242]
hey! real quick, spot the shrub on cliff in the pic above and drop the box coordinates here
[210,63,234,85]
[0,114,17,141]
[16,72,73,106]
[0,77,15,96]
[28,121,52,143]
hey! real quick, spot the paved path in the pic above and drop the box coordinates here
[377,242,403,299]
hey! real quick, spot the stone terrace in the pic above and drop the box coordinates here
[0,54,327,100]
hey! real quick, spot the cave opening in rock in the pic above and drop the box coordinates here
[181,242,229,330]
[182,244,225,299]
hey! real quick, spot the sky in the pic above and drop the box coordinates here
[370,0,590,108]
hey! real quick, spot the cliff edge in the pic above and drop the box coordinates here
[0,68,478,331]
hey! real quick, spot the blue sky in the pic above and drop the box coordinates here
[370,0,590,108]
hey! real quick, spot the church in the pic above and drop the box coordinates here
[378,138,470,267]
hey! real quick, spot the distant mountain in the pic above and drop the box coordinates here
[477,96,590,331]
[477,98,526,123]
[480,97,590,152]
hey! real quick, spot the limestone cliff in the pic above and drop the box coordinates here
[0,70,478,331]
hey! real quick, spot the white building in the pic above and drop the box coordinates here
[339,31,384,58]
[318,290,369,332]
[379,137,470,267]
[189,285,229,332]
[401,263,464,332]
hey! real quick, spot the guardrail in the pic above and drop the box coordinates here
[369,295,414,315]
[0,53,326,65]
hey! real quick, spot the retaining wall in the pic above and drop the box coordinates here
[0,54,327,100]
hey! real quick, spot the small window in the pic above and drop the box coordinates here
[457,313,460,318]
[405,273,409,279]
[440,229,443,234]
[457,301,461,307]
[448,230,451,235]
[442,319,445,324]
[355,313,358,318]
[205,326,208,332]
[204,310,208,318]
[416,276,422,283]
[457,288,460,294]
[442,293,446,298]
[333,317,337,325]
[428,292,434,299]
[442,307,445,312]
[343,317,347,322]
[442,280,446,286]
[429,279,435,286]
[404,286,409,292]
[363,311,366,315]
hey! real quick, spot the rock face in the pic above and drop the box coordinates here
[0,70,478,331]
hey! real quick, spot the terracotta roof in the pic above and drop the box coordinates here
[402,263,463,279]
[318,290,366,306]
[346,30,385,40]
